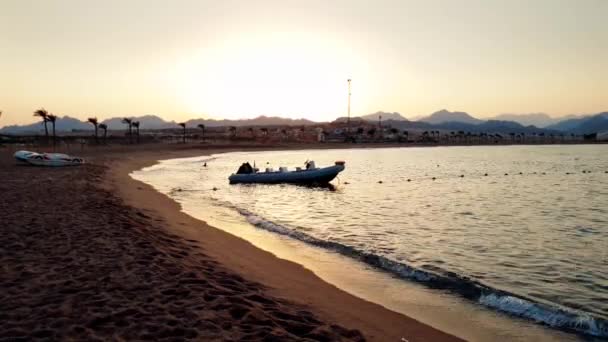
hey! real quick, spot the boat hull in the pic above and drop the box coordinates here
[26,153,85,167]
[229,164,344,184]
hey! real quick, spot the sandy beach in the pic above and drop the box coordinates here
[0,143,460,341]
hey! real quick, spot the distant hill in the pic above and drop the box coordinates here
[418,109,483,125]
[0,114,318,134]
[186,115,316,128]
[0,116,91,134]
[334,111,408,123]
[101,115,176,130]
[489,113,554,128]
[360,111,408,122]
[546,112,608,133]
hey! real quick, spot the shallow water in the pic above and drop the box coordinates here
[134,145,608,338]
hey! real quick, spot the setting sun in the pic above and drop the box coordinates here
[170,32,372,121]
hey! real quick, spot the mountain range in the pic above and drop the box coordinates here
[0,115,316,134]
[1,110,607,135]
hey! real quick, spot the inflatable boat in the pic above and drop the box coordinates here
[229,161,345,185]
[14,150,39,163]
[20,151,84,167]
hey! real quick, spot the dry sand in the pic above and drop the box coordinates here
[0,143,461,341]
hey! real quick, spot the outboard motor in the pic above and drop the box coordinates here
[306,160,316,170]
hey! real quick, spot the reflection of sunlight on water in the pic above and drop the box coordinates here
[133,145,608,339]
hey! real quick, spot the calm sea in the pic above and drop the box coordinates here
[133,145,608,338]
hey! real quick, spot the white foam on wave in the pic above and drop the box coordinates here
[235,206,608,338]
[479,293,607,337]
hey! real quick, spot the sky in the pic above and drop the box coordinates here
[1,0,607,126]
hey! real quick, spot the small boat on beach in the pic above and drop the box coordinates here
[14,150,39,163]
[229,160,345,185]
[14,150,85,167]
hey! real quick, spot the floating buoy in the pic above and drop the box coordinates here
[378,180,383,184]
[407,179,411,182]
[432,177,436,180]
[566,172,570,175]
[212,187,218,191]
[504,173,509,176]
[542,172,546,175]
[203,162,207,167]
[519,172,523,175]
[532,172,537,174]
[460,175,464,178]
[344,181,350,185]
[484,173,488,176]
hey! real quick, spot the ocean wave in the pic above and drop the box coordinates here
[236,208,608,338]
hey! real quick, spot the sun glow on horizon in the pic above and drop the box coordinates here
[170,32,376,122]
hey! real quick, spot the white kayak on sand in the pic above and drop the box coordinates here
[14,150,85,167]
[14,150,39,163]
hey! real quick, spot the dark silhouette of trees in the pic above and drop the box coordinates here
[132,121,140,143]
[229,126,237,138]
[33,108,50,142]
[122,118,133,143]
[197,124,205,140]
[367,127,376,139]
[99,123,108,144]
[88,117,99,144]
[178,122,186,143]
[47,114,57,146]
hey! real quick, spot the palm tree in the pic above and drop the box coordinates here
[248,127,255,138]
[197,124,205,141]
[229,126,237,138]
[99,123,108,144]
[122,118,133,143]
[178,122,186,143]
[260,127,268,136]
[33,108,50,142]
[47,114,57,146]
[132,121,140,143]
[88,117,99,144]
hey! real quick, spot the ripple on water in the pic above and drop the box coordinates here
[135,145,608,337]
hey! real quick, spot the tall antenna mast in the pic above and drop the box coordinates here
[347,78,351,138]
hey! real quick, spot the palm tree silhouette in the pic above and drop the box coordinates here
[47,114,57,146]
[99,123,108,144]
[197,124,205,141]
[229,126,237,138]
[33,108,50,142]
[260,127,268,136]
[121,118,133,143]
[132,121,140,143]
[248,127,255,138]
[88,117,99,144]
[178,122,186,143]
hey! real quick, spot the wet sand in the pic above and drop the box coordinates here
[0,143,460,341]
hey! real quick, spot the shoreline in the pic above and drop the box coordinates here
[127,144,591,342]
[105,144,461,341]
